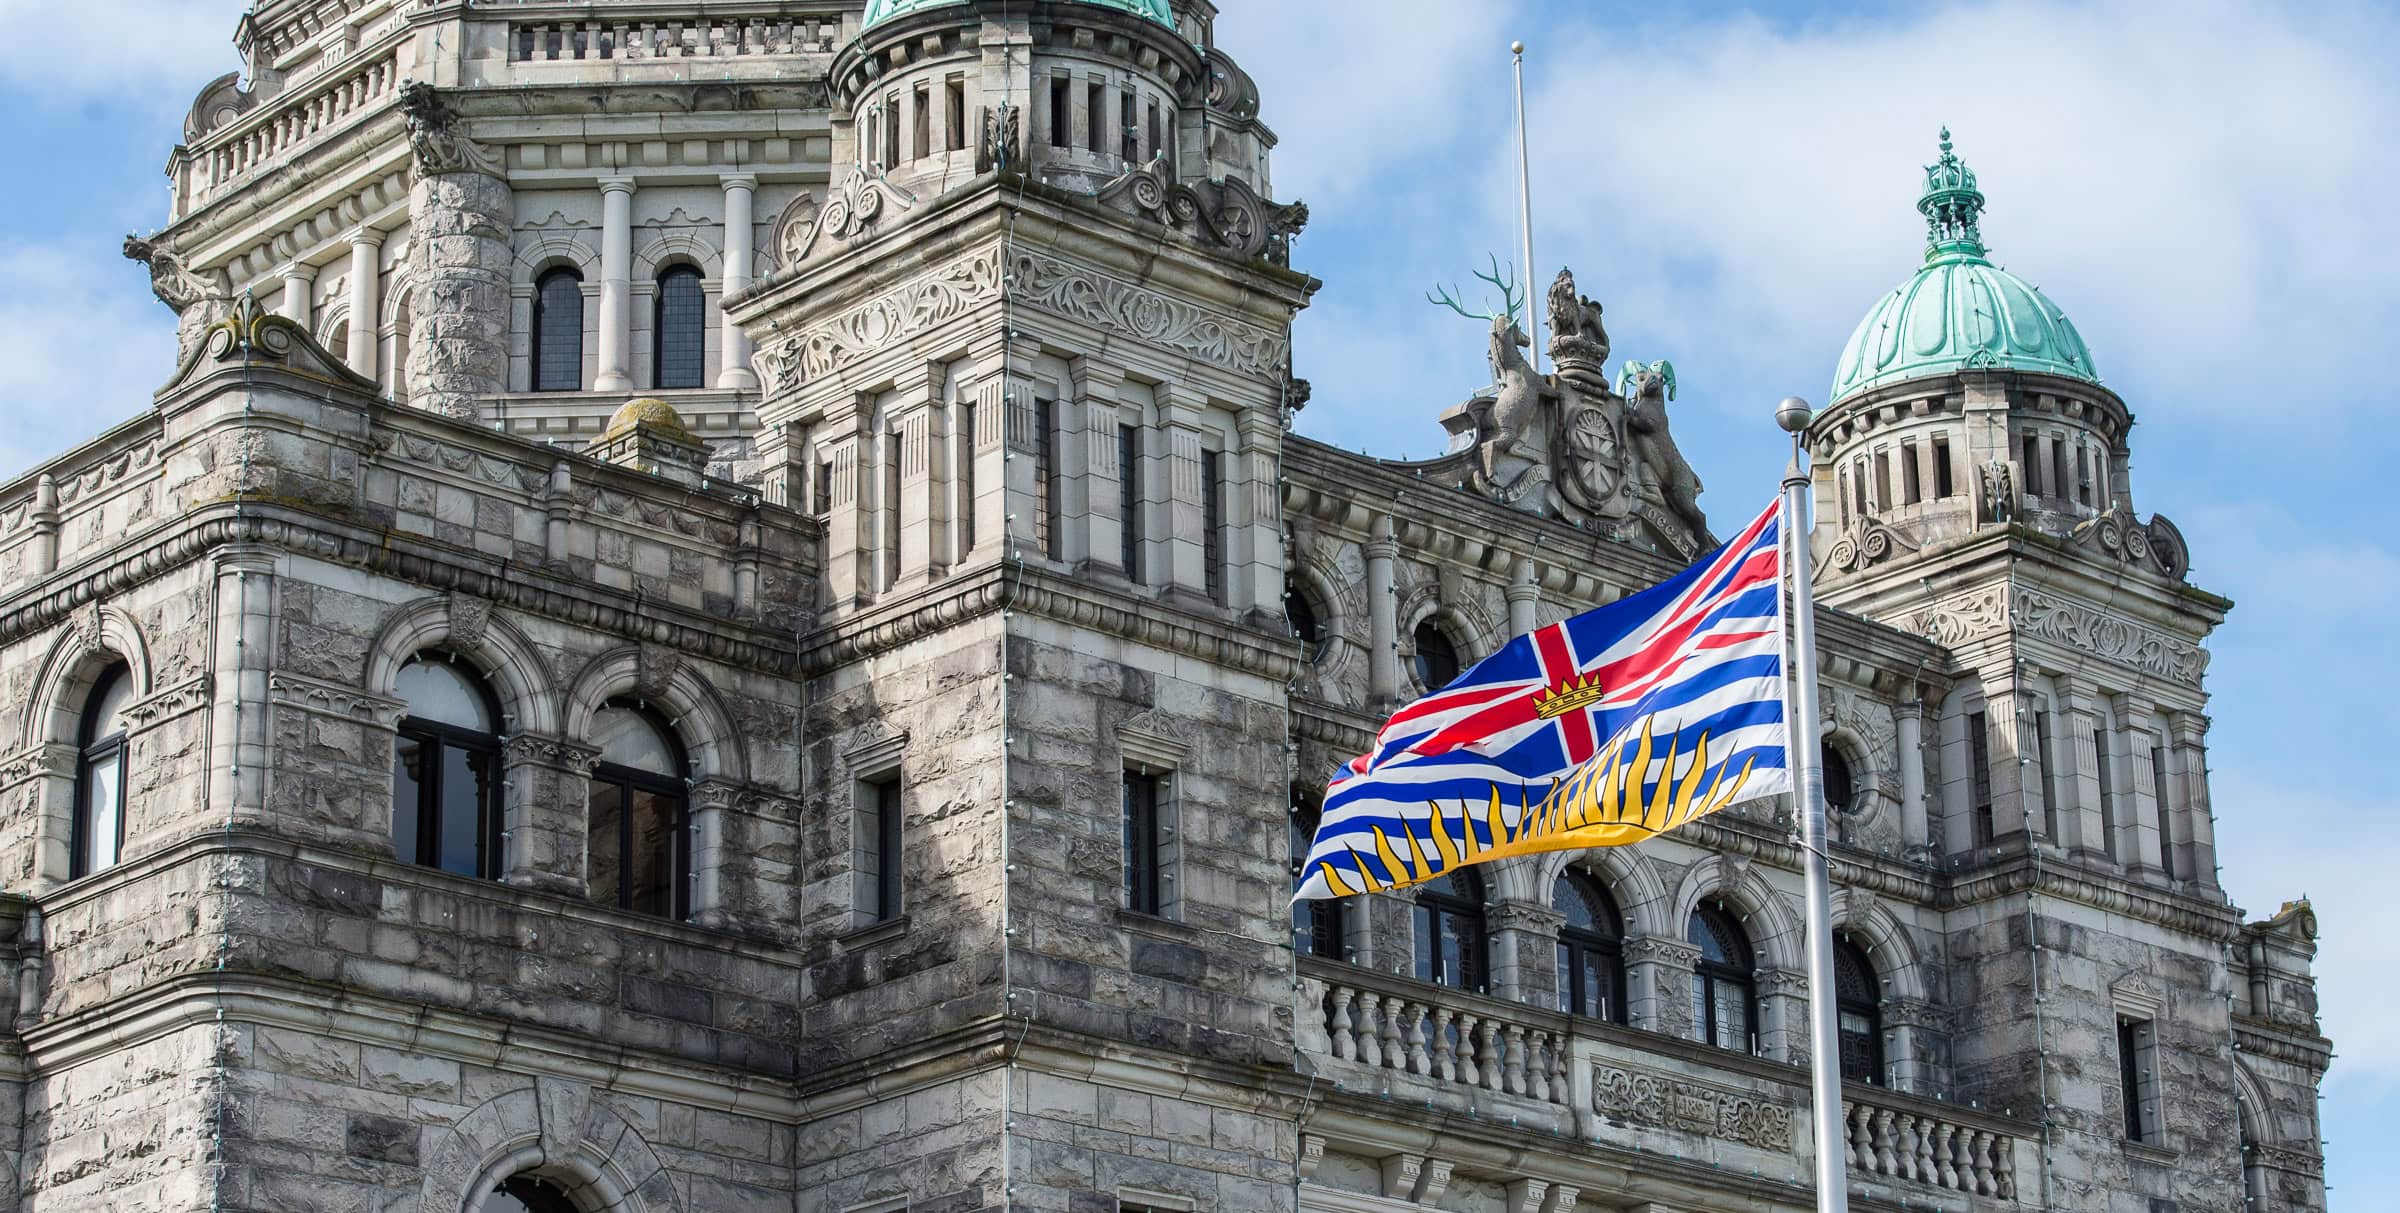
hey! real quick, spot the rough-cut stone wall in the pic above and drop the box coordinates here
[408,171,515,420]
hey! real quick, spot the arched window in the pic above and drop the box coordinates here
[392,653,505,879]
[531,268,584,392]
[490,1175,580,1213]
[652,265,706,390]
[1822,743,1856,815]
[1413,866,1485,991]
[1284,584,1325,660]
[586,699,690,919]
[1289,786,1344,959]
[1835,936,1884,1085]
[1412,620,1461,691]
[71,664,134,879]
[1554,870,1625,1022]
[1688,902,1756,1053]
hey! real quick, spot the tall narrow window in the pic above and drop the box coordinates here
[1200,449,1225,604]
[2118,1016,2159,1141]
[585,701,689,919]
[2034,709,2060,841]
[1901,440,1923,505]
[1034,399,1060,561]
[2076,444,2094,507]
[2021,432,2043,497]
[912,84,931,160]
[1413,867,1486,991]
[1412,621,1460,691]
[1873,450,1893,511]
[531,268,584,392]
[1049,78,1070,147]
[652,266,706,390]
[813,459,833,516]
[1290,788,1343,958]
[1967,709,1995,845]
[2151,744,2178,879]
[1835,938,1884,1084]
[1086,81,1105,153]
[1118,425,1142,581]
[1853,456,1871,514]
[882,427,902,588]
[1554,871,1624,1023]
[71,664,134,879]
[1122,770,1165,916]
[2095,727,2120,861]
[1689,904,1757,1053]
[946,78,967,151]
[1284,584,1325,659]
[392,654,504,879]
[1932,434,1955,498]
[958,399,977,553]
[883,94,901,168]
[1146,100,1162,165]
[1120,86,1138,160]
[2050,438,2070,508]
[1821,743,1856,815]
[860,775,903,921]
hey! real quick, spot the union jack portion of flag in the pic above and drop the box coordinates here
[1295,500,1789,901]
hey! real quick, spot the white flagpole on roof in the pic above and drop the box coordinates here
[1511,40,1541,373]
[1778,396,1851,1213]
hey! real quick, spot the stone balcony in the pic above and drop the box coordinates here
[1298,956,2029,1208]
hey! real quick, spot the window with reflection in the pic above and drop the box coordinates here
[1413,866,1486,991]
[1412,620,1461,691]
[1821,743,1855,814]
[392,653,504,879]
[586,699,690,919]
[1289,786,1344,959]
[531,268,584,392]
[71,664,134,879]
[1554,870,1625,1023]
[652,265,706,390]
[490,1174,580,1213]
[1688,902,1756,1053]
[1835,936,1884,1084]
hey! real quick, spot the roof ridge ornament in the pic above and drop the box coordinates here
[1918,126,1988,262]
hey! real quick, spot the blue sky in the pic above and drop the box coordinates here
[0,0,2391,1202]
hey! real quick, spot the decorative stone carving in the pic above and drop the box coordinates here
[268,672,407,727]
[1547,268,1610,370]
[447,593,493,653]
[398,81,503,179]
[757,245,1004,394]
[1978,459,2016,524]
[1592,1063,1796,1151]
[1825,516,1922,575]
[635,642,681,702]
[121,674,212,729]
[502,733,602,773]
[1088,156,1309,266]
[2014,588,2208,687]
[769,191,822,272]
[1617,359,1709,545]
[975,102,1021,174]
[151,294,377,397]
[782,172,917,266]
[123,235,235,365]
[1007,251,1288,378]
[2069,505,2190,582]
[1906,586,2008,647]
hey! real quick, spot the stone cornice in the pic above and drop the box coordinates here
[268,671,406,727]
[121,674,214,731]
[2231,1021,2333,1072]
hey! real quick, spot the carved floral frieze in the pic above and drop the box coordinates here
[756,245,1003,394]
[1906,586,2008,648]
[269,672,406,727]
[1592,1063,1796,1152]
[121,674,213,729]
[2014,588,2207,687]
[1007,251,1287,378]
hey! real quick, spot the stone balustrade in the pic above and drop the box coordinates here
[1305,964,1574,1107]
[509,16,843,63]
[1841,1089,2018,1199]
[183,50,400,212]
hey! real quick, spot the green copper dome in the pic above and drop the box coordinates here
[1829,130,2098,404]
[860,0,1176,33]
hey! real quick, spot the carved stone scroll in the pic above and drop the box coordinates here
[1592,1062,1796,1152]
[756,245,1004,395]
[1007,251,1288,378]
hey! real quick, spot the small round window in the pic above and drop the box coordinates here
[1821,743,1856,814]
[1412,620,1461,691]
[1285,584,1327,659]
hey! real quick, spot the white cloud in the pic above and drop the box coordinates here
[0,244,175,478]
[0,0,247,99]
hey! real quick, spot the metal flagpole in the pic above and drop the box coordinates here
[1778,396,1849,1213]
[1511,40,1540,374]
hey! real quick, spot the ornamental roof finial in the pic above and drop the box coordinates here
[1918,126,1988,263]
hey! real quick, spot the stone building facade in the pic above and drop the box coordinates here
[0,1,2327,1211]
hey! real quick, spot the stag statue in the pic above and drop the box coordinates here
[1616,360,1709,543]
[1429,255,1542,483]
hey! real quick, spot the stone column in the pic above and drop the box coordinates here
[2171,711,2217,887]
[1235,411,1284,615]
[1884,999,1935,1094]
[2121,697,2167,875]
[279,263,315,328]
[1757,967,1810,1063]
[822,421,867,607]
[1507,556,1538,637]
[1623,936,1697,1038]
[500,734,599,897]
[345,229,383,377]
[1894,699,1928,854]
[1979,671,2032,842]
[206,547,278,829]
[1159,383,1208,596]
[1365,514,1399,710]
[889,363,942,587]
[595,175,636,392]
[408,168,514,419]
[1072,358,1126,576]
[716,173,760,390]
[1487,895,1562,1007]
[2061,677,2109,862]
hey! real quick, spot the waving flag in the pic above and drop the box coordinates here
[1296,500,1788,901]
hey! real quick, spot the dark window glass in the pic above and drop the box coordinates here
[2151,744,2177,879]
[2095,728,2119,861]
[958,400,977,552]
[1285,584,1324,657]
[1049,79,1070,147]
[1120,87,1138,160]
[392,654,505,879]
[71,664,134,879]
[2077,444,2094,507]
[1086,81,1105,153]
[1035,399,1059,561]
[1123,771,1165,915]
[813,460,833,516]
[1968,709,1994,845]
[1413,867,1486,991]
[1901,441,1922,505]
[913,85,931,160]
[1413,621,1461,691]
[864,776,903,921]
[1119,425,1142,580]
[1835,937,1883,1084]
[1554,871,1624,1022]
[492,1174,581,1213]
[531,269,584,392]
[1932,434,1955,498]
[1147,100,1162,165]
[585,701,689,919]
[652,266,706,390]
[884,96,900,167]
[946,78,966,151]
[1289,788,1343,958]
[1822,743,1855,815]
[1688,904,1756,1053]
[2051,440,2070,507]
[2119,1016,2151,1141]
[1201,450,1225,604]
[2036,709,2061,841]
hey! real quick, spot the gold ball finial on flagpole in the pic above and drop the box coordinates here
[1511,40,1525,55]
[1776,396,1814,433]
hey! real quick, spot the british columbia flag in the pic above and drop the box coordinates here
[1295,500,1790,901]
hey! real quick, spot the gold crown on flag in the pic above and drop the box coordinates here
[1532,673,1605,719]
